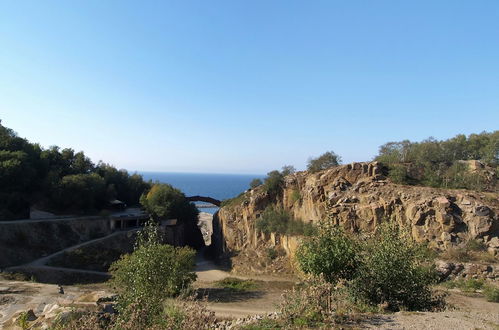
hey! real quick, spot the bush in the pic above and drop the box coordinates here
[263,170,284,196]
[296,223,360,284]
[388,164,409,184]
[214,277,256,292]
[279,276,369,327]
[290,190,301,204]
[139,183,198,223]
[350,223,442,311]
[110,223,196,322]
[307,151,342,173]
[256,206,315,236]
[249,178,263,189]
[484,285,499,303]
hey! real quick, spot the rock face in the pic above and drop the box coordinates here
[211,162,499,258]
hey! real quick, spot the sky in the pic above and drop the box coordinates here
[0,1,498,174]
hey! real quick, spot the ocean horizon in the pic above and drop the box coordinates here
[139,172,266,214]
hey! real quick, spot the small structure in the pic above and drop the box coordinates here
[109,199,127,210]
[109,213,149,230]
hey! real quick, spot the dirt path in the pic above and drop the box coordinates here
[194,255,294,319]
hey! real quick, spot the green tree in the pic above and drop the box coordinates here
[307,151,342,173]
[140,183,198,223]
[296,222,360,284]
[263,170,284,196]
[281,165,296,176]
[110,222,197,323]
[249,178,263,189]
[350,223,440,311]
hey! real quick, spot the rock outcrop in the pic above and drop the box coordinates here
[212,162,499,259]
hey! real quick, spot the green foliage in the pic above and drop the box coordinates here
[139,183,198,223]
[279,276,371,327]
[214,277,256,292]
[484,285,499,303]
[376,131,498,191]
[0,121,151,219]
[281,165,296,176]
[388,163,409,184]
[442,279,499,303]
[442,278,484,292]
[296,223,360,284]
[296,221,442,311]
[220,192,247,207]
[256,206,316,236]
[290,190,301,203]
[249,178,263,189]
[266,247,279,260]
[263,170,284,196]
[307,151,342,173]
[16,311,30,330]
[350,223,441,311]
[110,222,196,321]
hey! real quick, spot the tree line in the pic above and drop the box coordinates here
[0,121,151,220]
[375,131,498,190]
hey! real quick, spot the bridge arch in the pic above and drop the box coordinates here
[186,196,221,207]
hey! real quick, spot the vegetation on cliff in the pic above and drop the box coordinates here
[307,151,342,173]
[0,121,150,219]
[376,131,498,191]
[256,206,316,236]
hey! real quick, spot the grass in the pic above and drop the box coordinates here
[214,277,257,292]
[442,279,499,303]
[442,278,484,292]
[484,285,499,303]
[440,240,498,263]
[220,192,247,207]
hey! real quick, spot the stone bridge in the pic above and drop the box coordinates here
[187,196,221,207]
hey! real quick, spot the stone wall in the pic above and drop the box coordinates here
[0,217,111,268]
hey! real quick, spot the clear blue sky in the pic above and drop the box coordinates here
[1,1,498,174]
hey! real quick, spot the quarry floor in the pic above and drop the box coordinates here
[1,264,499,329]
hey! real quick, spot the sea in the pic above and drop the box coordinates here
[139,172,266,214]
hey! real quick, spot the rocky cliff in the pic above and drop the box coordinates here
[211,162,499,260]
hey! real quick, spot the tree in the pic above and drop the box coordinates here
[263,170,284,196]
[350,223,440,311]
[249,178,263,189]
[140,183,198,222]
[110,222,196,323]
[281,165,296,176]
[296,222,360,284]
[307,151,342,173]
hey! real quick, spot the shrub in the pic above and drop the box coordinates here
[249,178,263,189]
[256,206,315,236]
[139,183,198,222]
[307,151,342,173]
[279,276,369,327]
[214,277,256,292]
[350,223,442,311]
[110,222,196,323]
[281,165,296,176]
[263,170,284,196]
[290,190,301,204]
[444,278,484,292]
[388,164,409,184]
[484,285,499,303]
[296,223,360,284]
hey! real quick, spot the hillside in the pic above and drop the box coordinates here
[211,162,499,272]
